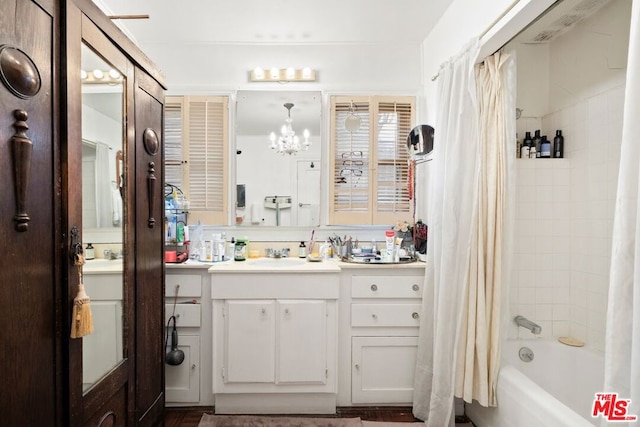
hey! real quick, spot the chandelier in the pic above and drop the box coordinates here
[269,103,311,155]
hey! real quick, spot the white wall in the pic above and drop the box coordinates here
[144,43,423,94]
[510,0,631,351]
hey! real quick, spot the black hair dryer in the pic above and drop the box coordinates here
[165,315,185,366]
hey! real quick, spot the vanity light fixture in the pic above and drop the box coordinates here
[269,103,311,155]
[250,67,316,83]
[81,68,124,84]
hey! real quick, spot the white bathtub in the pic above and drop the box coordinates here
[466,339,604,427]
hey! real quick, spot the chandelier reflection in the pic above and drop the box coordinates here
[269,103,311,155]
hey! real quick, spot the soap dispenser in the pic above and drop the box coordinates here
[85,243,95,260]
[298,241,307,258]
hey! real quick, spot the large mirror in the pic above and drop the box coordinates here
[81,43,125,392]
[235,90,321,227]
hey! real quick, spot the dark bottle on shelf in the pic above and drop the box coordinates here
[554,130,564,158]
[521,131,532,159]
[540,135,551,158]
[533,130,542,158]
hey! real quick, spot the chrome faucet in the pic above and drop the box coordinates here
[514,315,542,335]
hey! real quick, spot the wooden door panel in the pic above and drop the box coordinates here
[0,0,59,425]
[134,69,165,427]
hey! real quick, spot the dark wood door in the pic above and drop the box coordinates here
[65,3,134,426]
[0,0,62,426]
[134,69,165,427]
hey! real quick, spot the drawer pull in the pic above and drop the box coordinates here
[412,312,420,319]
[370,284,378,291]
[412,284,420,291]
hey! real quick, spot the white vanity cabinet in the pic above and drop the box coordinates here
[164,265,213,406]
[211,264,340,414]
[337,264,425,406]
[82,265,124,389]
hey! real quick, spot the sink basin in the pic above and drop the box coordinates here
[83,258,123,272]
[247,258,307,267]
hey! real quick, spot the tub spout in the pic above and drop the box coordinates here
[514,315,541,335]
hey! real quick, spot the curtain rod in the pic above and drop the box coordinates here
[430,0,520,82]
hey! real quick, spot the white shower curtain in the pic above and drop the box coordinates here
[455,51,515,407]
[413,41,516,425]
[95,143,113,228]
[413,38,480,427]
[604,0,640,425]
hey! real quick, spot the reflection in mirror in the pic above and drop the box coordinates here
[235,91,321,227]
[81,43,124,392]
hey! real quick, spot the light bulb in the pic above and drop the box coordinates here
[302,67,312,79]
[253,67,264,79]
[303,129,310,139]
[108,69,120,79]
[92,69,104,79]
[285,67,295,79]
[80,70,88,80]
[270,68,279,80]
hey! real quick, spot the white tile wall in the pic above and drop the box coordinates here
[511,83,625,352]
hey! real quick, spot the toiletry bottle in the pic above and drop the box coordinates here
[522,131,532,159]
[540,135,551,158]
[533,130,542,158]
[298,241,307,258]
[385,230,395,261]
[528,143,536,160]
[234,238,247,261]
[227,237,235,261]
[85,243,95,260]
[553,130,564,158]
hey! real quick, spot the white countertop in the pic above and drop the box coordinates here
[166,257,425,273]
[83,258,123,274]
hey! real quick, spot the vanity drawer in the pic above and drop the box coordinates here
[166,274,202,298]
[165,303,201,327]
[351,276,423,299]
[351,303,421,327]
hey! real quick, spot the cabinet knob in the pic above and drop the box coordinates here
[370,284,378,292]
[285,308,290,315]
[191,364,196,370]
[354,364,360,370]
[412,284,420,291]
[412,312,420,319]
[372,314,378,320]
[261,308,266,315]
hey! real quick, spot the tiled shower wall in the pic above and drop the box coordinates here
[511,83,625,352]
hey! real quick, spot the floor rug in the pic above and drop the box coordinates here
[198,414,473,426]
[198,414,363,427]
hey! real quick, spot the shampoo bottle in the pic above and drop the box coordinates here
[540,135,551,158]
[553,130,564,158]
[533,130,542,158]
[521,131,532,159]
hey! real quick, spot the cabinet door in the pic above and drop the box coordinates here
[352,336,418,404]
[224,300,275,383]
[277,300,327,384]
[165,335,200,403]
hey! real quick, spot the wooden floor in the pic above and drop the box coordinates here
[164,407,474,426]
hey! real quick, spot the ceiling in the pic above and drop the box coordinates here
[93,0,456,135]
[95,0,455,46]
